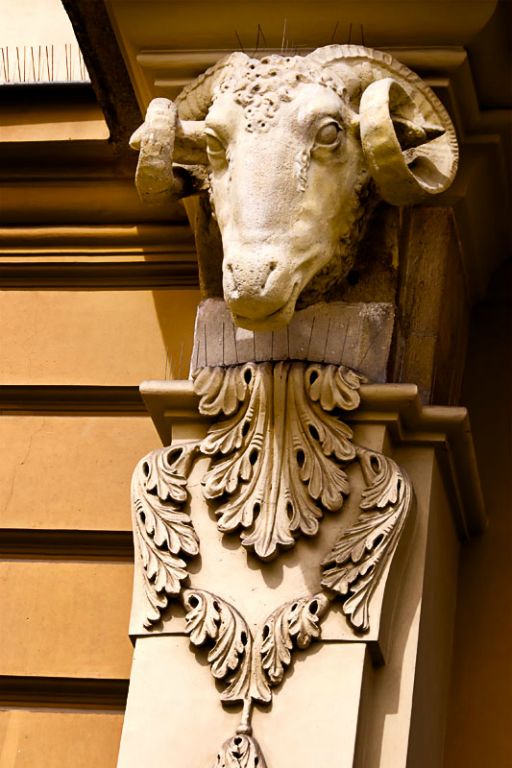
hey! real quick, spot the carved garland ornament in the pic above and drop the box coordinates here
[131,360,413,766]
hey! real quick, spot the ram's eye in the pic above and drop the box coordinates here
[315,121,342,148]
[205,131,225,156]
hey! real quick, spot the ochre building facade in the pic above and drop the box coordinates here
[0,1,510,767]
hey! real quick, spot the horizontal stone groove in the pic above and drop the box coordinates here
[0,529,134,561]
[0,261,199,288]
[0,139,134,178]
[0,385,145,412]
[0,223,195,252]
[0,675,129,710]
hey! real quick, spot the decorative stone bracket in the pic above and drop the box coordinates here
[121,356,485,768]
[130,355,415,764]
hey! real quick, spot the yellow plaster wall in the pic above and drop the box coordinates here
[0,561,133,679]
[0,290,199,385]
[0,711,124,768]
[0,285,200,764]
[0,415,158,531]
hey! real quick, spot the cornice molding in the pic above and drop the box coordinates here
[61,0,142,151]
[0,385,144,412]
[136,46,469,100]
[0,261,198,289]
[0,225,198,287]
[0,528,133,560]
[0,224,194,254]
[0,675,128,710]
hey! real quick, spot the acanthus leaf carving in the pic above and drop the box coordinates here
[259,593,329,687]
[130,357,415,766]
[131,442,199,628]
[182,588,330,710]
[194,364,250,417]
[182,588,270,704]
[194,362,364,561]
[306,362,363,412]
[321,447,413,632]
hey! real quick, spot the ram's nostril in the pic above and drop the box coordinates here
[261,261,279,290]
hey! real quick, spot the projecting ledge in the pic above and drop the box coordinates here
[140,378,486,540]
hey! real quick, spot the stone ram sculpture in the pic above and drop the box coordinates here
[127,46,458,767]
[130,44,458,331]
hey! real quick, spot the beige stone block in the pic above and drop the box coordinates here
[0,561,133,679]
[118,635,367,768]
[354,450,459,768]
[0,289,200,385]
[0,415,159,531]
[192,298,395,382]
[0,710,123,768]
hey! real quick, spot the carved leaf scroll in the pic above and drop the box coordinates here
[321,447,413,632]
[194,362,364,561]
[259,593,329,686]
[182,588,270,704]
[131,443,199,628]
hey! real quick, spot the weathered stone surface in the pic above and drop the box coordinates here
[131,45,458,332]
[124,43,461,768]
[192,298,395,382]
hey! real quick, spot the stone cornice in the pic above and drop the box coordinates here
[0,528,133,560]
[0,224,194,254]
[0,385,144,412]
[0,224,198,287]
[0,261,198,289]
[0,675,128,710]
[62,0,142,151]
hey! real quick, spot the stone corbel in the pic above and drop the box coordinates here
[119,357,484,767]
[119,42,480,768]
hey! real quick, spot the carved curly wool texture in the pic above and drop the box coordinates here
[321,446,413,632]
[131,442,199,628]
[194,362,364,560]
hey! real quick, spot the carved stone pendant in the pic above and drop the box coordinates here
[212,734,267,768]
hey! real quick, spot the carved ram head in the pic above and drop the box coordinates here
[131,45,458,331]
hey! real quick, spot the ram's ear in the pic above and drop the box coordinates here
[130,98,208,205]
[360,78,458,205]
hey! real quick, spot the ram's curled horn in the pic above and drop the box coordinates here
[129,98,178,204]
[359,77,452,205]
[307,44,458,204]
[130,53,243,204]
[129,98,209,202]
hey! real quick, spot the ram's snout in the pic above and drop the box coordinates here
[222,249,302,331]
